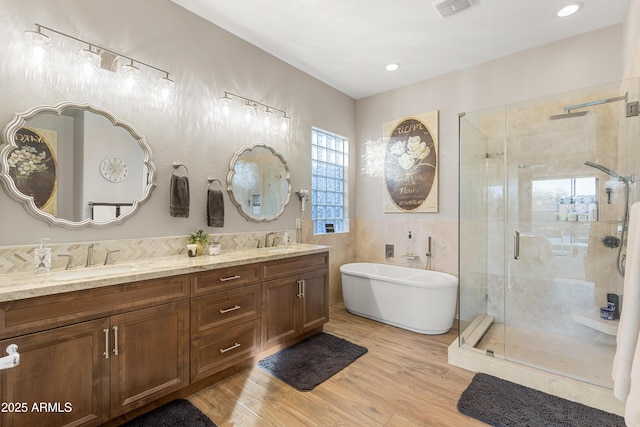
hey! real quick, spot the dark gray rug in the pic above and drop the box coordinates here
[257,332,368,391]
[457,373,625,427]
[119,399,216,427]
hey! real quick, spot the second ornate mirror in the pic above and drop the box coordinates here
[0,102,156,228]
[227,143,291,222]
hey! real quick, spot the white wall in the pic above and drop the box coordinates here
[0,0,356,245]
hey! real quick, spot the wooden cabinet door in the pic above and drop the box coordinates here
[300,268,329,332]
[109,301,189,417]
[262,276,299,350]
[0,318,110,427]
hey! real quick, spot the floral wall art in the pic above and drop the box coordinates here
[8,127,58,216]
[383,111,438,213]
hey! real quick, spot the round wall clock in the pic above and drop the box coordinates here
[100,157,128,182]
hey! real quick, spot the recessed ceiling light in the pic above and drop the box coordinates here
[385,63,400,71]
[555,2,583,18]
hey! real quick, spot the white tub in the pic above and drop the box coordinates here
[340,263,458,335]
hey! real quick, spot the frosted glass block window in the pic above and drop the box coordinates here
[311,127,349,234]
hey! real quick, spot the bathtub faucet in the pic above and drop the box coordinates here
[425,236,432,270]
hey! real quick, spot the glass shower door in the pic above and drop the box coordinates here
[503,79,638,387]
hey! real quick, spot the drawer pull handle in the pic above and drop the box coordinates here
[219,275,241,282]
[220,305,241,314]
[219,342,241,353]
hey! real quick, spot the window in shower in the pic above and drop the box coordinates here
[531,176,597,254]
[311,127,349,234]
[532,177,597,222]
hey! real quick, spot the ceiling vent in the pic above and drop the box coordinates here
[433,0,473,18]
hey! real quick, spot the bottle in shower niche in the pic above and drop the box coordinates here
[557,199,568,221]
[588,197,598,221]
[406,231,415,258]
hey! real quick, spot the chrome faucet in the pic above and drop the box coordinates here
[104,250,120,265]
[266,232,278,247]
[59,254,77,270]
[85,244,95,267]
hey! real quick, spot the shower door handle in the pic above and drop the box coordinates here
[514,230,520,260]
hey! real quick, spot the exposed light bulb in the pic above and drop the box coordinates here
[78,47,100,78]
[242,102,256,123]
[262,108,274,128]
[280,114,291,134]
[385,63,400,71]
[217,95,233,118]
[24,29,51,65]
[158,74,175,100]
[120,61,140,90]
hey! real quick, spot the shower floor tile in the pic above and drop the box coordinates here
[476,323,615,388]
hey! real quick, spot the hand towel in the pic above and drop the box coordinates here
[207,188,224,227]
[613,202,640,425]
[170,175,190,218]
[92,205,116,222]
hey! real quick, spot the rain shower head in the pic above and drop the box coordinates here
[550,92,637,120]
[584,161,628,183]
[549,111,588,120]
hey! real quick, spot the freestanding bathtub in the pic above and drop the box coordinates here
[340,263,458,335]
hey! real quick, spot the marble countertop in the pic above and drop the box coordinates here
[0,244,330,302]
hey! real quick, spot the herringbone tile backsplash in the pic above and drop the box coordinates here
[0,231,288,274]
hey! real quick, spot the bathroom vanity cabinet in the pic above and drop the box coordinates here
[0,274,190,426]
[190,263,263,382]
[0,248,329,427]
[262,253,330,350]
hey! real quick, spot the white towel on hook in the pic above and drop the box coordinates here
[612,202,640,425]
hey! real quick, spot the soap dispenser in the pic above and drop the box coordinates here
[34,238,51,274]
[406,231,415,258]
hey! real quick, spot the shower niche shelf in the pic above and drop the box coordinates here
[573,311,618,336]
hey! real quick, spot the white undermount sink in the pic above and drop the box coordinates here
[51,264,141,281]
[264,246,298,254]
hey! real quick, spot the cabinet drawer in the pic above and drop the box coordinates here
[190,319,261,382]
[263,252,329,280]
[191,263,262,296]
[0,275,190,339]
[191,284,261,339]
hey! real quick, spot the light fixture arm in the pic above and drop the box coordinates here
[223,91,287,117]
[33,23,172,79]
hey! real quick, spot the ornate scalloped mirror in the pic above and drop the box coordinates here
[227,143,291,222]
[0,102,156,228]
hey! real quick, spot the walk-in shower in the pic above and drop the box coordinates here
[452,78,639,415]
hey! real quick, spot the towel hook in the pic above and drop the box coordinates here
[172,162,189,176]
[208,178,222,189]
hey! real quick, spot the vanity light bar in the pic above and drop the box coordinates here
[221,91,289,119]
[28,23,174,83]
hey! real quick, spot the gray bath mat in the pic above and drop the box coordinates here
[119,399,216,427]
[257,332,368,391]
[457,373,625,427]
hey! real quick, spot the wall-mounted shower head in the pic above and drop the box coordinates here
[584,161,628,183]
[550,92,634,120]
[549,111,588,120]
